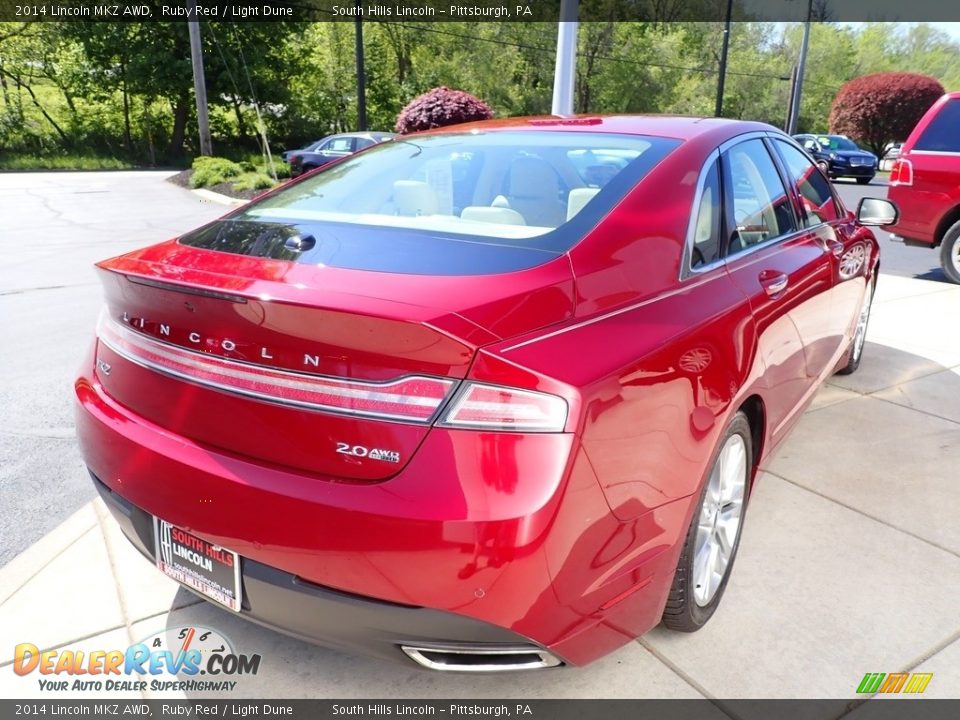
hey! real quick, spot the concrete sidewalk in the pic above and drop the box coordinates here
[1,274,958,704]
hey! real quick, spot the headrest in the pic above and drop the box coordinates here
[394,180,439,217]
[566,187,601,221]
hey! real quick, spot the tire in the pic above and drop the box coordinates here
[856,177,872,185]
[940,221,960,285]
[816,160,830,175]
[836,276,876,375]
[662,412,752,632]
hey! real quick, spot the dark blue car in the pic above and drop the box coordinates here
[793,134,878,184]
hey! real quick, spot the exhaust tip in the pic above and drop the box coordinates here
[400,644,562,672]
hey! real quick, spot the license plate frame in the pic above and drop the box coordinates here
[153,517,242,612]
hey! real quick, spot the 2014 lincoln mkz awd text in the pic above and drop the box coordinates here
[75,116,896,671]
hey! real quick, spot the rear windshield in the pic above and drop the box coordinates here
[178,131,679,275]
[914,99,960,152]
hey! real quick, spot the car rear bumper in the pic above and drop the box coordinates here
[91,470,557,670]
[75,355,687,667]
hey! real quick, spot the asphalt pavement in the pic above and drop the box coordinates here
[0,172,226,566]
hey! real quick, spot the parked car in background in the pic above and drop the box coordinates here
[793,133,878,184]
[288,131,395,177]
[883,142,903,161]
[76,116,895,671]
[281,139,324,163]
[888,91,960,284]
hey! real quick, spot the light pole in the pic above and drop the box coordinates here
[787,0,813,134]
[715,0,734,117]
[551,0,578,116]
[354,0,367,131]
[186,0,212,156]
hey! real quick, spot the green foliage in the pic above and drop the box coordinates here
[0,152,133,170]
[231,172,275,192]
[189,156,244,187]
[188,154,280,193]
[2,19,960,170]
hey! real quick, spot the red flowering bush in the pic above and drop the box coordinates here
[829,72,944,155]
[395,87,493,134]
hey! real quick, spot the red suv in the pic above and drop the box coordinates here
[888,92,960,283]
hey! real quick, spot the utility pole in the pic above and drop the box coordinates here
[354,1,367,131]
[186,0,212,156]
[787,0,813,135]
[551,0,578,116]
[785,64,798,132]
[715,0,734,117]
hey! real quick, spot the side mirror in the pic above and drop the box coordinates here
[857,197,899,226]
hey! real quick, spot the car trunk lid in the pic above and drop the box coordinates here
[92,240,574,481]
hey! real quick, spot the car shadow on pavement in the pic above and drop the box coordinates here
[141,342,960,703]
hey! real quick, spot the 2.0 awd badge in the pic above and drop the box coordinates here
[336,442,401,463]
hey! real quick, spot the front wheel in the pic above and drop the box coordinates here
[856,177,872,185]
[662,412,752,632]
[940,221,960,284]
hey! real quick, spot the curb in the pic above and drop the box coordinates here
[191,188,248,207]
[0,501,99,606]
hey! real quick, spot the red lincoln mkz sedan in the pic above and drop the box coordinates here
[76,116,897,671]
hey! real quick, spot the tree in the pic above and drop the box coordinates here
[395,86,493,134]
[829,71,944,155]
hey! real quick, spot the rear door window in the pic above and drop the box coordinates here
[914,99,960,152]
[324,137,355,153]
[721,139,797,257]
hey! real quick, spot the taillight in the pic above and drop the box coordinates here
[890,158,913,186]
[437,382,568,432]
[96,313,454,423]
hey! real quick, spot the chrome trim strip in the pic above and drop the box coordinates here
[400,644,562,672]
[97,313,454,424]
[908,150,960,156]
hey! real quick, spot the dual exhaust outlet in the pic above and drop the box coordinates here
[400,644,562,672]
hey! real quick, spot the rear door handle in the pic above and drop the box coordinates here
[759,270,789,297]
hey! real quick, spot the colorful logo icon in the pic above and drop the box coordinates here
[856,672,933,694]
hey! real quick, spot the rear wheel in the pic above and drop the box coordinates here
[662,412,752,632]
[940,221,960,285]
[836,276,875,375]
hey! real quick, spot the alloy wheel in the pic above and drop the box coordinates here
[851,286,873,363]
[692,434,747,607]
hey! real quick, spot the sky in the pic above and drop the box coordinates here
[841,22,960,42]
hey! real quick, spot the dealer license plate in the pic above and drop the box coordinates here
[154,518,242,612]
